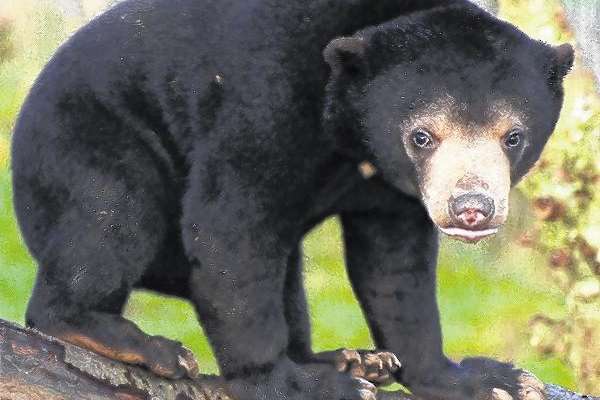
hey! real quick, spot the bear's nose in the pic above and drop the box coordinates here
[448,193,495,229]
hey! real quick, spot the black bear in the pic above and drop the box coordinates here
[11,0,573,399]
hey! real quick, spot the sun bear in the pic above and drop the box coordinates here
[11,0,573,399]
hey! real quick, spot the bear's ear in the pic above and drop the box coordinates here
[323,37,368,76]
[547,43,574,83]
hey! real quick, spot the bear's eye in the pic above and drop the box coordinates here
[412,129,435,149]
[504,129,523,149]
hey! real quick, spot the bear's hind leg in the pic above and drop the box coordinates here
[28,292,197,379]
[21,167,198,378]
[26,251,198,379]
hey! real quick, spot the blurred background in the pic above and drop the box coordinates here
[0,0,598,395]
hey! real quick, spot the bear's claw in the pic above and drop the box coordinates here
[177,346,200,378]
[334,349,401,386]
[146,337,199,379]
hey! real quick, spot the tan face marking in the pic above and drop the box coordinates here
[358,161,377,179]
[401,98,522,236]
[421,137,511,230]
[455,173,489,192]
[402,97,525,143]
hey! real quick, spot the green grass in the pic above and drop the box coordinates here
[0,0,578,391]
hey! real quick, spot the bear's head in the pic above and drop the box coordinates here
[323,3,574,243]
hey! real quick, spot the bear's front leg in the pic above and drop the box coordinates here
[181,185,377,400]
[341,196,545,400]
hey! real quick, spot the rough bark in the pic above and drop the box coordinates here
[0,319,595,400]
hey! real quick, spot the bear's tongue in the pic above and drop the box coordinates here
[439,227,498,243]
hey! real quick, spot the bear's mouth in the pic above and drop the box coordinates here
[438,227,499,243]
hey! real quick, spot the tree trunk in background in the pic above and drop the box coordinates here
[561,0,600,87]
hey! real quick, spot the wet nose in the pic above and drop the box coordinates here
[449,193,495,229]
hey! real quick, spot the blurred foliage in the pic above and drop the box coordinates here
[0,0,597,394]
[0,17,14,65]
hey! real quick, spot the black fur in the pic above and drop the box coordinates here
[11,0,571,399]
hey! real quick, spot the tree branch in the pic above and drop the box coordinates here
[0,319,595,400]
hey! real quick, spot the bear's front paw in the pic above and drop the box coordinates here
[409,357,545,400]
[460,357,545,400]
[226,357,378,400]
[332,349,401,386]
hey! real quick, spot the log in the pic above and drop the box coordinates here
[0,319,410,400]
[0,319,595,400]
